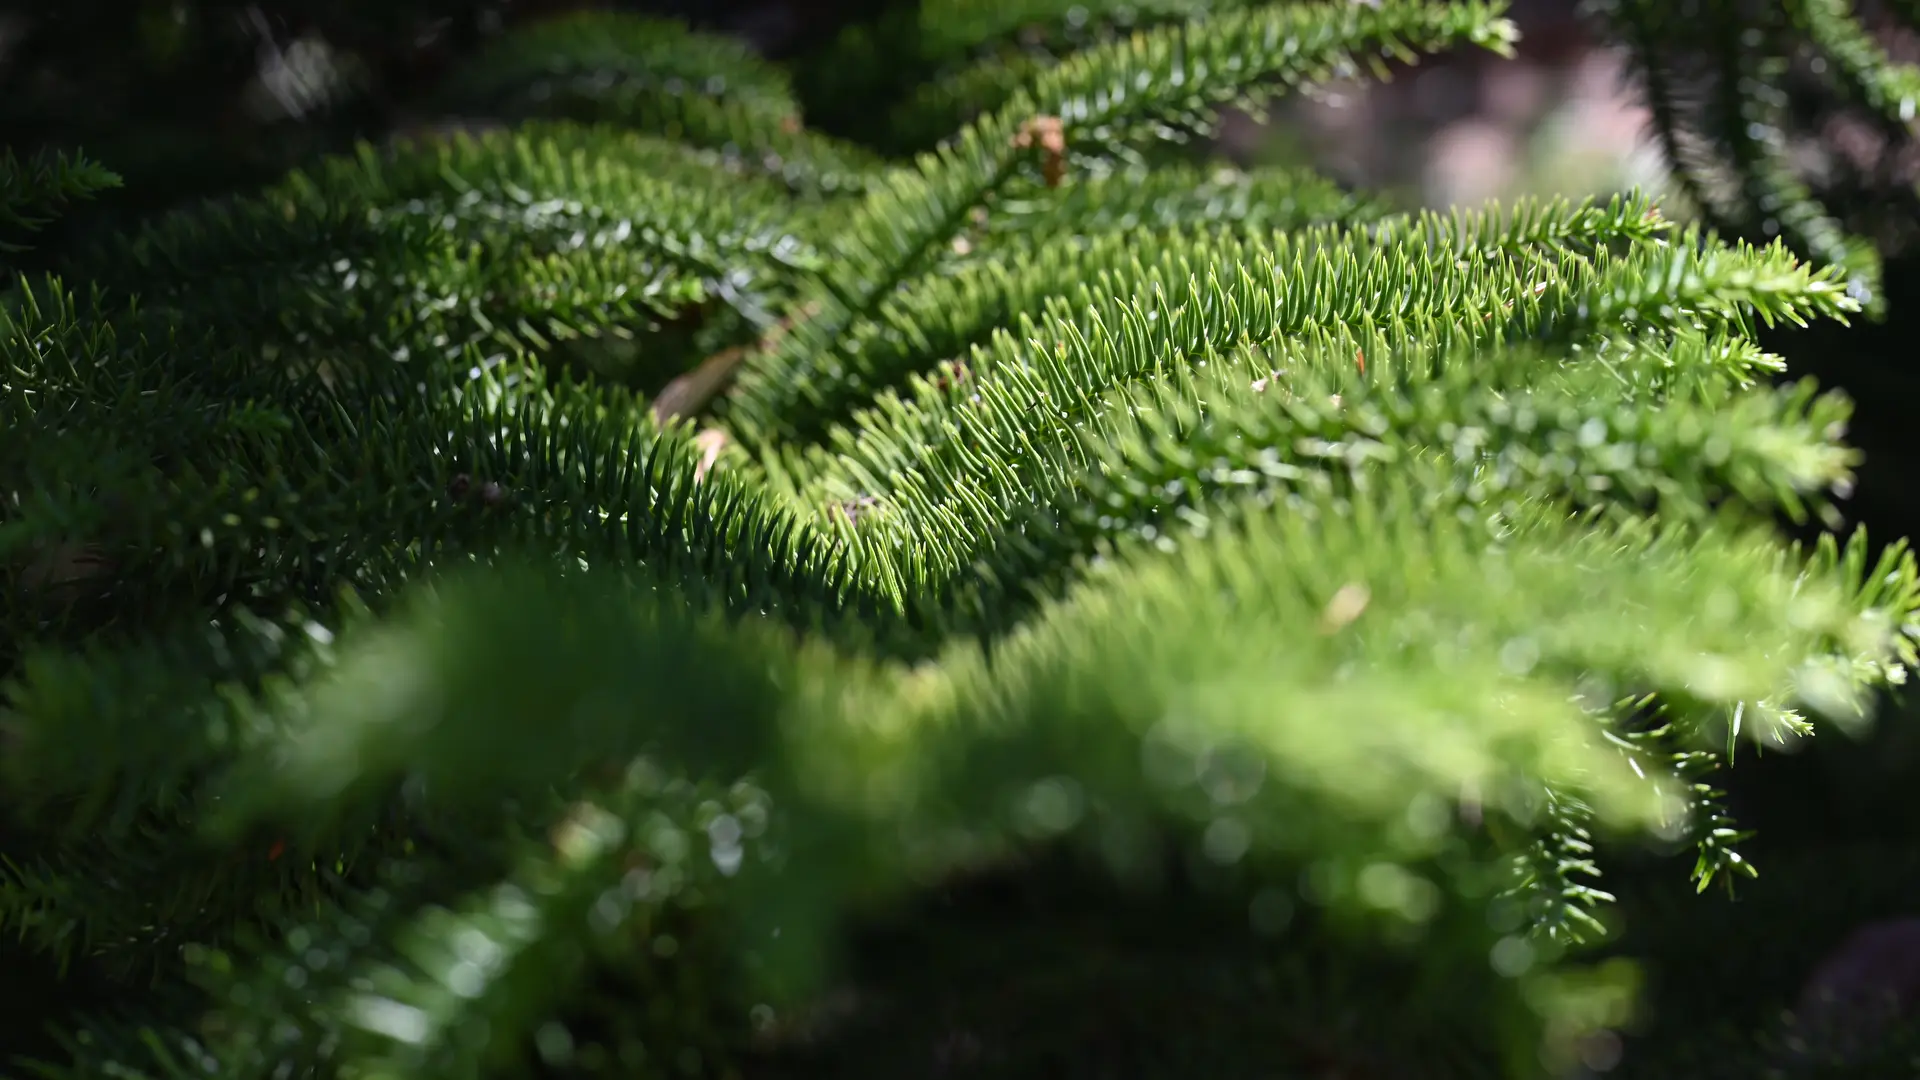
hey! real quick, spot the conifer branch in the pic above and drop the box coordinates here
[726,0,1519,450]
[431,13,885,195]
[8,6,1920,1076]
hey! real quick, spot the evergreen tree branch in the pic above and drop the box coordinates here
[727,0,1518,450]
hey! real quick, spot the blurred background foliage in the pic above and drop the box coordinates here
[0,0,1632,250]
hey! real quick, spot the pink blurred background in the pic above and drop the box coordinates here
[1221,0,1661,209]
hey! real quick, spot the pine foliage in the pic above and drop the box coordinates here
[1597,0,1920,309]
[0,148,120,256]
[3,3,1917,1078]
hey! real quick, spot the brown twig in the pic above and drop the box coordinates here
[649,304,816,424]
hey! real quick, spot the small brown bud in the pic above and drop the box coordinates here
[1012,116,1067,188]
[1318,582,1371,634]
[693,428,730,481]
